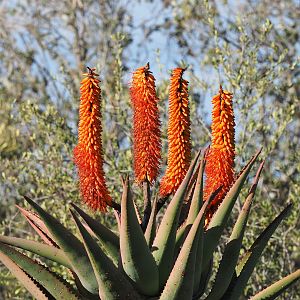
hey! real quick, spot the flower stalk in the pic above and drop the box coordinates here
[130,62,161,185]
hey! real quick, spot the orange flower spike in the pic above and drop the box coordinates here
[159,68,191,197]
[130,63,162,184]
[74,67,112,211]
[204,85,235,217]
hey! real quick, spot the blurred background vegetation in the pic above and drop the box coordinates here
[0,0,299,299]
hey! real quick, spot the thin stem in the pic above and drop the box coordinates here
[141,180,151,231]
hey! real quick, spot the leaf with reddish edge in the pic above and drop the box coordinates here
[23,195,98,295]
[0,235,71,268]
[16,204,57,246]
[175,154,206,250]
[0,242,78,299]
[144,196,158,247]
[71,210,141,300]
[0,249,48,300]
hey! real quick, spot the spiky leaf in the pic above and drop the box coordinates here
[175,156,205,250]
[160,196,210,300]
[71,203,120,266]
[16,205,57,246]
[0,250,49,299]
[194,258,213,299]
[152,151,201,287]
[186,155,206,224]
[206,161,264,300]
[226,203,293,299]
[120,177,159,296]
[71,210,141,300]
[0,235,71,268]
[202,149,261,269]
[193,186,223,297]
[23,196,98,294]
[251,269,300,300]
[0,242,77,299]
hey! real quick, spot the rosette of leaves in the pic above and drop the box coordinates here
[0,149,299,300]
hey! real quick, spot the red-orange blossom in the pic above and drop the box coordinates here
[204,86,235,219]
[73,65,235,218]
[74,67,111,211]
[159,68,191,197]
[130,63,161,185]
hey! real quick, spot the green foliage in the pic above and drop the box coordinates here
[0,152,299,299]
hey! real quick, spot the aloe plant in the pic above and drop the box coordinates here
[1,67,298,299]
[0,149,299,299]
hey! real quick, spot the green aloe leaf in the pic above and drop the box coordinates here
[71,210,141,300]
[193,186,223,298]
[23,196,98,295]
[152,151,201,288]
[202,149,262,269]
[0,242,78,299]
[186,155,206,225]
[16,205,57,246]
[0,248,48,299]
[194,258,213,299]
[226,203,293,300]
[0,247,48,300]
[160,195,211,300]
[144,197,158,247]
[174,223,191,262]
[206,161,265,300]
[178,179,196,226]
[71,203,120,266]
[0,235,71,268]
[120,176,159,296]
[175,155,206,253]
[251,269,300,300]
[121,176,142,225]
